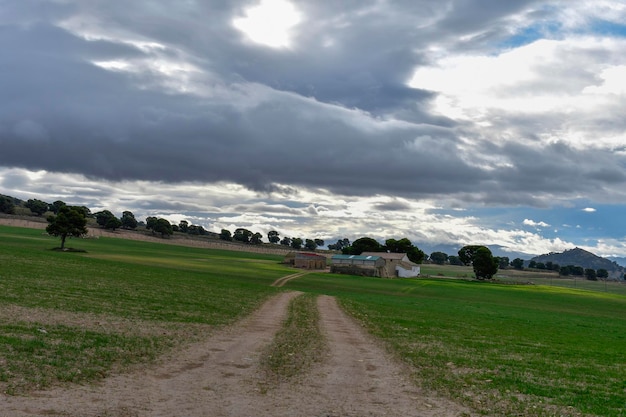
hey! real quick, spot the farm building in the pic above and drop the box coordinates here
[330,254,386,277]
[361,252,421,278]
[283,252,327,270]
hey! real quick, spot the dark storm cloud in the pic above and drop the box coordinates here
[1,0,625,208]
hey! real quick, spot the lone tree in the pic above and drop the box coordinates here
[472,246,499,280]
[458,245,499,280]
[46,206,88,250]
[458,245,483,266]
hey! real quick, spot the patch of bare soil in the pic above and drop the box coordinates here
[1,292,470,417]
[0,304,208,339]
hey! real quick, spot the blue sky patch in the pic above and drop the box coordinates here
[587,19,626,38]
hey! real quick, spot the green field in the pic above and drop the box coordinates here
[0,226,289,393]
[286,272,626,417]
[1,225,625,416]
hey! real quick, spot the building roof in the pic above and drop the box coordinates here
[361,252,407,260]
[331,254,382,261]
[295,252,326,259]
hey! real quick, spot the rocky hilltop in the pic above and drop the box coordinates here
[531,247,624,279]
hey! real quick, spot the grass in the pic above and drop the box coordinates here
[259,293,325,388]
[0,225,291,393]
[284,273,626,417]
[421,263,626,296]
[0,323,161,394]
[2,225,625,416]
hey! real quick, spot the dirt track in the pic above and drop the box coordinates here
[1,291,469,417]
[1,219,468,416]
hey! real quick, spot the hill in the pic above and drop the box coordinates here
[531,247,625,279]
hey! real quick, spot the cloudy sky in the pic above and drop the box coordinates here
[2,0,626,258]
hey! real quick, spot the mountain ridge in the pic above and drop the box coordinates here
[530,247,625,279]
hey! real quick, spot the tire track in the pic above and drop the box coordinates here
[271,272,308,287]
[1,292,470,417]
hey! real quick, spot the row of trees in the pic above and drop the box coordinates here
[340,237,425,264]
[218,228,325,250]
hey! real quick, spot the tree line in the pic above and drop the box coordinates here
[2,195,333,250]
[11,194,606,280]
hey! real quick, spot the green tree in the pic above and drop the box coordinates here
[280,237,292,246]
[528,260,537,269]
[146,216,158,231]
[188,225,206,235]
[458,245,482,266]
[472,246,499,280]
[448,255,463,266]
[25,198,49,216]
[121,211,138,230]
[95,210,121,230]
[219,229,232,241]
[597,268,609,279]
[250,232,263,245]
[49,200,66,214]
[305,239,317,251]
[268,230,280,244]
[314,238,325,248]
[559,266,570,276]
[328,238,350,251]
[430,251,448,265]
[0,196,15,214]
[179,220,189,233]
[511,258,524,270]
[233,228,252,243]
[74,206,91,218]
[497,256,510,269]
[291,237,303,250]
[386,238,425,264]
[46,206,87,250]
[153,218,173,238]
[343,237,382,255]
[585,268,597,281]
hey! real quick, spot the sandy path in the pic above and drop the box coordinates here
[261,295,469,417]
[1,292,468,417]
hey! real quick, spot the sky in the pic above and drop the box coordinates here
[1,0,626,259]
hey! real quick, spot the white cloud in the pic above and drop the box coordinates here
[582,207,597,213]
[409,36,626,149]
[523,219,550,228]
[233,0,301,48]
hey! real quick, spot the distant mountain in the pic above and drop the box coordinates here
[531,247,625,279]
[607,256,626,269]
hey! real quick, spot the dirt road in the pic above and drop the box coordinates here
[1,292,469,417]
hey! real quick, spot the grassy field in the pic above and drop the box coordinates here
[1,225,625,416]
[285,272,626,417]
[0,225,290,393]
[421,263,626,296]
